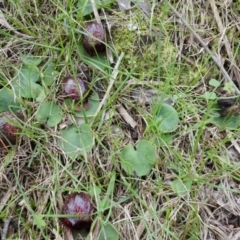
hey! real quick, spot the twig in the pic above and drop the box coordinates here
[90,0,101,24]
[94,52,124,117]
[2,218,11,240]
[117,104,137,128]
[209,0,240,88]
[136,211,151,239]
[167,2,240,94]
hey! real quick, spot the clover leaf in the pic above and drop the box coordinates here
[77,0,113,16]
[35,102,62,127]
[57,124,93,159]
[0,88,20,112]
[73,91,100,117]
[153,103,179,133]
[120,139,156,177]
[98,223,119,240]
[12,64,43,99]
[41,59,57,86]
[20,54,42,66]
[171,179,191,197]
[209,115,240,130]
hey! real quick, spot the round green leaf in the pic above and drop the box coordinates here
[41,59,57,86]
[209,78,220,88]
[77,0,114,16]
[209,115,240,130]
[0,88,20,112]
[120,139,156,177]
[13,65,41,98]
[36,102,62,127]
[171,179,191,197]
[98,223,119,240]
[57,124,93,159]
[201,91,217,100]
[154,103,179,133]
[20,54,42,66]
[73,91,100,117]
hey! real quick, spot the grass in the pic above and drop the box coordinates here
[1,0,240,239]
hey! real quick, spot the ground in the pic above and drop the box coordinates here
[0,0,240,240]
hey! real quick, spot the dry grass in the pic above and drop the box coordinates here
[0,0,240,239]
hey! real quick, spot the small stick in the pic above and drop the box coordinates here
[94,52,124,117]
[136,211,151,239]
[117,104,137,129]
[2,218,11,240]
[90,0,101,24]
[209,0,240,88]
[167,3,240,94]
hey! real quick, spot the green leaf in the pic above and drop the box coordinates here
[171,179,191,197]
[57,124,94,159]
[209,115,240,130]
[201,91,217,100]
[41,59,57,86]
[20,54,42,66]
[0,88,20,112]
[209,79,220,88]
[77,0,114,16]
[72,91,100,117]
[89,186,102,196]
[155,134,172,147]
[223,82,235,94]
[120,139,156,177]
[12,65,42,99]
[35,102,63,127]
[33,214,46,228]
[77,44,110,73]
[153,103,179,133]
[35,88,47,102]
[98,223,119,240]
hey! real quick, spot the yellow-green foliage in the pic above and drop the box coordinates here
[111,11,219,85]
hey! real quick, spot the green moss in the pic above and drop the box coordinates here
[111,9,220,86]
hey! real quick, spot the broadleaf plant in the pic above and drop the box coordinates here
[153,103,179,133]
[57,123,94,159]
[35,101,63,127]
[120,139,156,177]
[0,88,20,112]
[98,223,119,240]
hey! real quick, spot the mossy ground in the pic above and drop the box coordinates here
[0,1,240,240]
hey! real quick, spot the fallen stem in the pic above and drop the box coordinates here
[94,52,124,117]
[167,2,240,94]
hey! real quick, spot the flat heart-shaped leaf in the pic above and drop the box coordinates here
[77,0,114,16]
[35,102,62,127]
[73,91,100,117]
[57,124,93,159]
[20,54,42,66]
[33,214,46,228]
[154,103,179,133]
[13,65,42,98]
[98,223,119,240]
[120,139,156,177]
[209,115,240,130]
[41,59,57,86]
[0,88,20,111]
[171,179,191,197]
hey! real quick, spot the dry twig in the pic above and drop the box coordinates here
[209,0,240,88]
[94,52,124,117]
[167,2,240,94]
[117,104,137,129]
[90,0,101,24]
